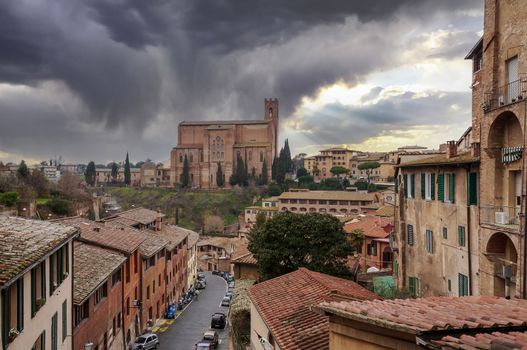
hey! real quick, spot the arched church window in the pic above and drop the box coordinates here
[189,153,193,163]
[260,151,264,162]
[179,154,183,163]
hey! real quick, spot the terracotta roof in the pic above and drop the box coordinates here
[197,236,232,251]
[73,220,146,254]
[139,234,169,258]
[248,268,379,350]
[316,296,527,334]
[344,216,392,239]
[108,208,164,225]
[157,225,189,250]
[104,217,138,227]
[278,191,375,202]
[396,151,478,168]
[0,216,78,286]
[187,230,200,248]
[375,205,395,217]
[433,330,527,349]
[231,241,257,265]
[74,242,126,304]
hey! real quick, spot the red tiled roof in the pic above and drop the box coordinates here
[107,208,164,225]
[317,296,527,334]
[157,225,189,250]
[231,242,257,265]
[433,330,527,349]
[344,216,392,239]
[248,268,379,350]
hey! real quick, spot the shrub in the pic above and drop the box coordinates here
[0,192,19,207]
[47,198,71,216]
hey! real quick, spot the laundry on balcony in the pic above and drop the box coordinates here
[501,146,524,164]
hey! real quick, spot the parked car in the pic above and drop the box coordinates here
[195,342,214,350]
[129,333,159,350]
[202,330,219,348]
[228,281,235,288]
[198,272,206,280]
[211,312,226,329]
[221,296,231,307]
[212,270,220,275]
[164,303,176,319]
[196,280,206,289]
[225,292,233,299]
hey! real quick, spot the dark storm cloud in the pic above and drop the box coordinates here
[0,0,481,162]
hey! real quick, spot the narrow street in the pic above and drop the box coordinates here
[157,272,230,350]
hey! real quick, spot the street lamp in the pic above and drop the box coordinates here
[84,342,93,350]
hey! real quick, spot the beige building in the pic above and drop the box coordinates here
[95,167,141,186]
[244,197,280,228]
[140,161,171,188]
[186,229,200,290]
[277,190,377,216]
[0,217,78,350]
[170,98,279,189]
[395,143,480,297]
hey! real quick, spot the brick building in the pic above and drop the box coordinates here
[73,243,126,350]
[170,98,279,188]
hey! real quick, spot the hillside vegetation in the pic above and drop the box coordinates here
[107,187,259,231]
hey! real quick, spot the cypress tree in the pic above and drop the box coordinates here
[85,161,96,186]
[216,162,224,187]
[17,160,29,179]
[181,154,190,187]
[124,153,131,185]
[260,158,268,185]
[271,156,278,181]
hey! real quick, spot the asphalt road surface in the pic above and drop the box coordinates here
[158,272,230,350]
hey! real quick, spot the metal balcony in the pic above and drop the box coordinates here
[483,79,527,112]
[480,205,521,231]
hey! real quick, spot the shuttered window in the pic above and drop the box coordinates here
[449,173,456,203]
[404,174,408,197]
[409,277,419,296]
[438,173,444,201]
[17,278,24,332]
[421,173,426,199]
[458,226,466,247]
[62,300,67,342]
[458,273,469,296]
[407,224,414,246]
[51,312,58,350]
[431,173,436,200]
[410,174,415,198]
[425,230,434,253]
[468,172,477,205]
[443,227,448,239]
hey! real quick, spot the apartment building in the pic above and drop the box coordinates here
[277,190,377,216]
[140,161,171,188]
[73,243,126,350]
[95,168,141,186]
[186,230,200,290]
[244,197,280,227]
[0,217,78,350]
[395,143,480,297]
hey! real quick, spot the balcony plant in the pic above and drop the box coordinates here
[36,298,46,310]
[8,328,19,342]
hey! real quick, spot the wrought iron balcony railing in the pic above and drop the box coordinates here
[483,79,527,112]
[480,205,521,230]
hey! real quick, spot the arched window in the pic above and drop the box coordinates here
[179,154,183,163]
[249,151,252,161]
[189,153,193,163]
[269,108,273,118]
[260,151,264,162]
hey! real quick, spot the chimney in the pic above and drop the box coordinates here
[446,140,457,159]
[156,209,162,231]
[471,142,481,158]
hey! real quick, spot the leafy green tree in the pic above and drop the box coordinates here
[267,183,282,196]
[296,167,308,178]
[248,212,354,280]
[47,198,71,216]
[124,153,131,185]
[259,159,268,185]
[355,180,368,191]
[330,166,349,177]
[17,160,29,179]
[298,175,314,186]
[85,161,96,186]
[320,178,343,190]
[357,161,380,184]
[312,164,321,176]
[111,162,119,182]
[216,162,225,187]
[181,154,190,188]
[0,192,19,207]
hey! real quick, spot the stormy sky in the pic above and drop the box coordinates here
[0,0,483,164]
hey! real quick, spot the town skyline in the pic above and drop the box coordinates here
[0,1,482,164]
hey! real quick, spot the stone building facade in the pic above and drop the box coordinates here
[170,98,279,189]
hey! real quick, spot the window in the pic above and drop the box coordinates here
[179,154,183,163]
[248,151,252,161]
[62,300,67,342]
[31,261,46,317]
[50,244,68,294]
[260,151,264,162]
[31,331,46,350]
[125,259,130,283]
[439,173,455,203]
[189,153,193,163]
[152,279,156,294]
[112,268,122,287]
[147,286,150,300]
[468,172,477,205]
[51,312,58,350]
[408,277,419,297]
[134,252,138,274]
[404,174,415,198]
[425,230,434,253]
[458,273,469,296]
[448,279,452,292]
[458,226,466,247]
[407,224,414,246]
[421,173,435,200]
[443,227,448,239]
[126,298,130,315]
[94,283,108,306]
[367,242,377,256]
[74,302,89,327]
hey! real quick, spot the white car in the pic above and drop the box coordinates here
[130,333,159,350]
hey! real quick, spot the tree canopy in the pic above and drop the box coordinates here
[181,154,190,187]
[17,160,29,179]
[85,161,96,186]
[111,162,119,181]
[248,212,354,280]
[357,161,380,183]
[330,166,349,176]
[296,167,308,178]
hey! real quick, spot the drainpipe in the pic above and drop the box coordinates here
[466,167,473,296]
[523,93,527,298]
[121,264,126,350]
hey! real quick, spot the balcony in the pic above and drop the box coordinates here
[494,257,517,282]
[480,205,521,231]
[484,79,527,112]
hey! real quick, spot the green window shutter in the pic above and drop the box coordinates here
[52,312,58,350]
[450,173,456,203]
[458,274,469,296]
[393,259,398,274]
[431,173,436,200]
[62,300,67,342]
[41,261,46,300]
[468,172,477,205]
[438,173,444,202]
[421,173,426,199]
[409,277,417,296]
[458,226,466,247]
[50,253,55,294]
[404,174,408,197]
[17,278,24,331]
[407,224,414,246]
[410,174,415,198]
[2,288,10,349]
[31,268,37,317]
